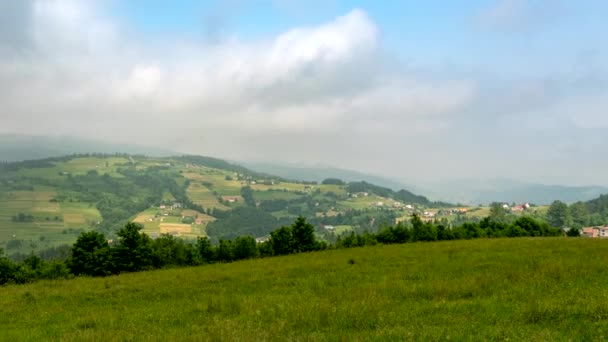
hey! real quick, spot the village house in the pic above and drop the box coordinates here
[511,205,525,212]
[582,227,600,238]
[423,211,436,218]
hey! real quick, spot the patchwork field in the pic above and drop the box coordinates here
[2,238,608,340]
[249,182,346,196]
[186,183,230,210]
[182,172,242,196]
[134,207,210,238]
[0,188,101,252]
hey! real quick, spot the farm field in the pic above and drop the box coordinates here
[2,238,608,340]
[0,189,101,253]
[133,208,211,238]
[186,182,231,211]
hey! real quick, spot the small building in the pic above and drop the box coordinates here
[582,227,599,238]
[324,225,335,230]
[599,226,608,238]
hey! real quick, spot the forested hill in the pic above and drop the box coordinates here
[0,153,445,255]
[345,181,452,207]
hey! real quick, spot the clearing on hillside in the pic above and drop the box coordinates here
[159,223,192,234]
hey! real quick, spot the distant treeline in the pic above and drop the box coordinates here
[0,214,570,286]
[345,181,455,207]
[0,153,138,171]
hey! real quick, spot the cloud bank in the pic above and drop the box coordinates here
[0,1,606,185]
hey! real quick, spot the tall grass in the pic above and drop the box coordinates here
[2,237,608,340]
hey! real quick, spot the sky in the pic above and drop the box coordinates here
[0,0,607,185]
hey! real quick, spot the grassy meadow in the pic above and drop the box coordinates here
[2,237,608,341]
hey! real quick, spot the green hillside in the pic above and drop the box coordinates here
[2,238,608,340]
[0,154,448,254]
[2,154,579,257]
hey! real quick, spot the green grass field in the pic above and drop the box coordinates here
[2,238,608,340]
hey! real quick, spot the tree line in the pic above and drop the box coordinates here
[0,214,567,285]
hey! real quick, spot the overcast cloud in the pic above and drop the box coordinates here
[0,1,607,186]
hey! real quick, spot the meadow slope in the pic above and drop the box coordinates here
[2,238,608,341]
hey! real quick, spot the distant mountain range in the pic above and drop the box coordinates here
[417,179,608,206]
[0,134,175,162]
[1,134,606,205]
[238,161,414,192]
[240,162,608,205]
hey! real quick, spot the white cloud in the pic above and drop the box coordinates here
[0,4,468,134]
[0,1,606,185]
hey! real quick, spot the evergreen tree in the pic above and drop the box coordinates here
[233,236,260,260]
[196,237,216,263]
[0,248,17,285]
[217,239,234,262]
[270,226,294,255]
[291,216,317,252]
[411,214,437,242]
[113,222,154,272]
[68,231,112,276]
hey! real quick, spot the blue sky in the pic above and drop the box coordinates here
[0,0,607,185]
[112,0,607,74]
